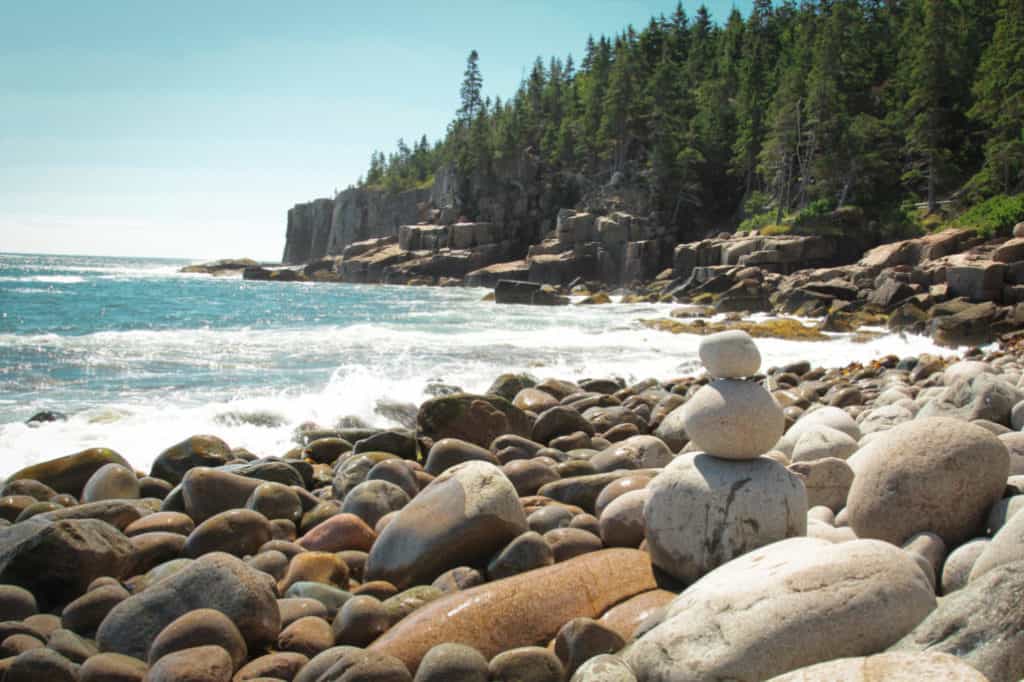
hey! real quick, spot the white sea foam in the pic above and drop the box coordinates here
[0,311,957,478]
[0,275,86,284]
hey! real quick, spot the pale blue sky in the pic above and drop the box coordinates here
[1,1,750,260]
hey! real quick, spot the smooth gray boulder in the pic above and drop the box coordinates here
[644,453,806,583]
[776,407,861,456]
[970,506,1024,581]
[766,652,988,681]
[846,417,1008,547]
[791,426,859,463]
[622,538,936,682]
[918,374,1024,426]
[698,330,760,379]
[678,380,784,460]
[892,559,1024,681]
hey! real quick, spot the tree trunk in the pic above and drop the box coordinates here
[926,151,937,214]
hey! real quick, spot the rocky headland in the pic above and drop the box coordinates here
[2,332,1024,680]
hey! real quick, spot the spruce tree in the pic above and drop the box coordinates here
[969,0,1024,194]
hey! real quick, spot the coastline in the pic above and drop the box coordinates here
[0,333,1020,678]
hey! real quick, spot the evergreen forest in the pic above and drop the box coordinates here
[357,0,1024,240]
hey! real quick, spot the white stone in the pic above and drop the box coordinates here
[791,426,858,463]
[644,453,807,584]
[622,537,936,682]
[698,330,761,379]
[680,379,784,460]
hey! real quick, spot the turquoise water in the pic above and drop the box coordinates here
[0,252,947,476]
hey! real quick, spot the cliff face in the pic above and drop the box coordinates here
[282,188,430,265]
[281,153,579,267]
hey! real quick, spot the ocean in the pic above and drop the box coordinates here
[0,252,952,477]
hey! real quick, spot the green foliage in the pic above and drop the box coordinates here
[353,0,1008,236]
[953,193,1024,237]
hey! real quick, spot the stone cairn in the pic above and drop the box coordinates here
[644,329,808,584]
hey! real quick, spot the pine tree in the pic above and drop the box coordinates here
[904,0,960,212]
[969,0,1024,194]
[458,50,484,123]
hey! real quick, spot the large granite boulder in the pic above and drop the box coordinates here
[766,652,988,681]
[621,538,936,681]
[892,559,1024,681]
[846,417,1008,547]
[644,453,807,584]
[364,461,527,589]
[917,373,1024,425]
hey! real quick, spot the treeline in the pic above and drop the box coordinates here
[357,0,1023,236]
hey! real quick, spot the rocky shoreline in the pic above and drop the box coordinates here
[189,221,1024,349]
[1,333,1023,680]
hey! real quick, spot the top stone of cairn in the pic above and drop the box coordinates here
[698,330,761,379]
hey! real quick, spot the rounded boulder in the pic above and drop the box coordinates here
[847,417,1008,547]
[679,380,784,460]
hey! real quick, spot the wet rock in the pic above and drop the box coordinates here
[365,461,527,589]
[297,513,376,553]
[179,467,262,523]
[645,453,807,583]
[183,509,273,558]
[340,480,410,528]
[513,388,559,414]
[424,438,499,476]
[96,552,279,661]
[847,417,1008,547]
[430,566,484,594]
[6,447,132,497]
[502,459,559,496]
[124,511,194,537]
[545,527,604,561]
[417,393,532,450]
[245,482,303,523]
[81,463,140,502]
[233,651,309,682]
[151,435,231,485]
[278,551,349,593]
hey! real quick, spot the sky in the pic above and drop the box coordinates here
[1,1,751,261]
